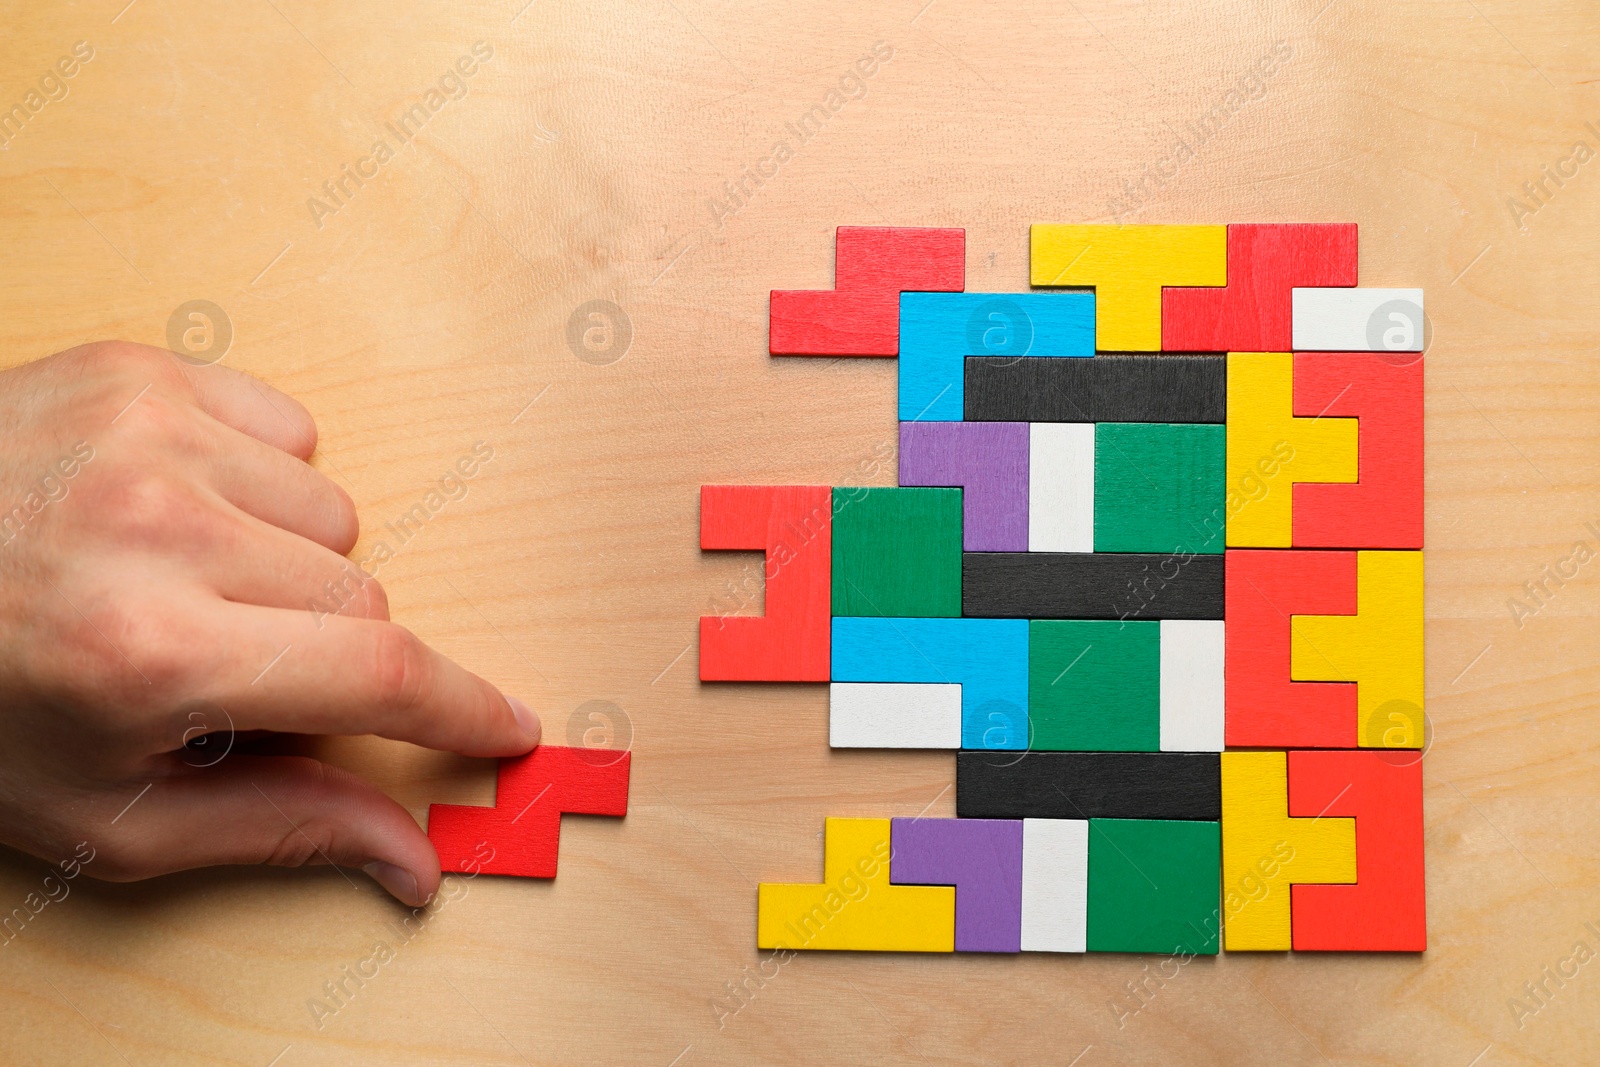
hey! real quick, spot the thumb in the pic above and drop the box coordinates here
[97,755,440,906]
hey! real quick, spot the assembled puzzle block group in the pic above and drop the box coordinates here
[706,224,1427,954]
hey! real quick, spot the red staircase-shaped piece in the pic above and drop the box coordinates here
[770,226,965,356]
[1162,223,1357,351]
[428,745,631,878]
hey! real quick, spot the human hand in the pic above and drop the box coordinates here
[0,342,540,906]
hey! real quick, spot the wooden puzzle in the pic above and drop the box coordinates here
[704,223,1426,954]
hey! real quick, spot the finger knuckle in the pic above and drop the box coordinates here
[74,340,190,394]
[97,472,216,549]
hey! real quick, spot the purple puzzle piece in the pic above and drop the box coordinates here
[890,817,1022,953]
[898,421,1029,551]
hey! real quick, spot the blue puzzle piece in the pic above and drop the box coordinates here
[899,292,1095,422]
[832,617,1029,750]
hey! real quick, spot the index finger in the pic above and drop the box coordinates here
[203,603,543,758]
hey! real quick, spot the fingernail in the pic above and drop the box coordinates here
[508,696,542,745]
[363,861,420,906]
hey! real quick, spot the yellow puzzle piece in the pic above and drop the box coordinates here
[757,817,954,952]
[1030,224,1226,351]
[1221,751,1357,951]
[1292,550,1426,748]
[1226,352,1358,546]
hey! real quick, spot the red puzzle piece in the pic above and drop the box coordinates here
[770,226,965,356]
[1162,223,1357,351]
[699,485,831,681]
[1225,550,1357,748]
[428,745,631,878]
[1288,749,1426,951]
[1292,353,1424,549]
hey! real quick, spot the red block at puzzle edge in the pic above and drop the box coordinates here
[1288,749,1426,951]
[1293,353,1424,549]
[700,485,831,681]
[1225,550,1357,748]
[770,226,965,356]
[1163,223,1357,352]
[428,746,631,878]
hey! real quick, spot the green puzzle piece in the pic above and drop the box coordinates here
[1088,818,1221,955]
[1028,620,1159,751]
[831,487,961,618]
[1094,423,1225,555]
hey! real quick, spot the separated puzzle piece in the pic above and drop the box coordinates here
[428,745,631,878]
[700,485,831,681]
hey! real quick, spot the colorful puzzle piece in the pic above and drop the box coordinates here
[1291,550,1425,749]
[831,487,961,618]
[1087,818,1221,955]
[1288,750,1427,951]
[899,421,1029,551]
[891,817,1023,953]
[1021,818,1089,952]
[770,226,964,356]
[1029,619,1160,751]
[1162,223,1358,351]
[699,485,832,681]
[1292,353,1424,549]
[1028,422,1094,552]
[829,682,962,749]
[427,745,631,878]
[1292,288,1425,352]
[832,616,1028,750]
[1220,750,1356,951]
[1225,549,1358,748]
[1030,224,1226,351]
[1093,422,1225,554]
[757,817,954,951]
[899,291,1094,421]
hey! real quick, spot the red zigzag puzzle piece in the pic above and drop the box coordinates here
[769,226,965,356]
[427,745,631,878]
[1225,549,1357,748]
[700,485,831,681]
[1163,223,1357,351]
[1289,749,1427,951]
[1293,353,1424,549]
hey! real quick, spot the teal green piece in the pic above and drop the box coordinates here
[830,487,961,617]
[1028,620,1159,751]
[1093,423,1225,554]
[1087,819,1221,955]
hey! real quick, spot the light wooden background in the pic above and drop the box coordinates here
[0,1,1597,1064]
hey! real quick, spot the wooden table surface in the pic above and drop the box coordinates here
[2,1,1598,1064]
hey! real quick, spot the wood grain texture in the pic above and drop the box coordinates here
[0,1,1596,1063]
[963,551,1226,619]
[965,354,1227,423]
[957,751,1222,821]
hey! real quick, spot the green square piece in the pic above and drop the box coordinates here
[1094,423,1225,555]
[1087,819,1220,955]
[1028,620,1158,751]
[830,487,961,617]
